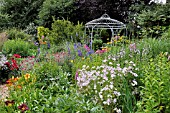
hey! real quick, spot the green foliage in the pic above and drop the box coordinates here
[37,0,74,27]
[37,26,50,39]
[0,70,105,112]
[137,54,170,113]
[43,19,84,44]
[161,25,170,39]
[92,38,103,50]
[0,13,10,31]
[132,4,170,38]
[0,0,44,29]
[6,28,32,41]
[33,61,61,88]
[101,30,109,38]
[2,39,35,57]
[139,38,170,58]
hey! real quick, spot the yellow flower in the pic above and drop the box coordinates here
[82,57,85,60]
[159,106,164,111]
[24,73,30,80]
[70,60,73,63]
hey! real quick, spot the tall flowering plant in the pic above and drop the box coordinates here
[0,54,8,70]
[76,55,139,112]
[0,54,9,83]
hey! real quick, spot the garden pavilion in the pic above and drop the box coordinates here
[85,13,127,49]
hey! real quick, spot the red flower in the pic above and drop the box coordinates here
[5,62,10,68]
[18,103,29,113]
[5,100,15,106]
[10,59,19,70]
[13,54,21,58]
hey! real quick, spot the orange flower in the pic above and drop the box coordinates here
[15,85,22,89]
[24,73,30,80]
[13,77,19,82]
[6,77,18,86]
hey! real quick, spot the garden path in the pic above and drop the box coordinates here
[0,84,9,100]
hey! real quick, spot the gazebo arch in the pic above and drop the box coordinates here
[85,13,127,49]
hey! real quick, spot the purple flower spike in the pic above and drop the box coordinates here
[68,48,71,55]
[76,32,78,37]
[47,42,50,49]
[34,42,39,46]
[74,43,77,50]
[37,48,40,54]
[78,50,83,57]
[77,42,82,47]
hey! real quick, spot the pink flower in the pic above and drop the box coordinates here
[41,35,45,39]
[84,44,90,51]
[75,70,79,80]
[129,43,136,51]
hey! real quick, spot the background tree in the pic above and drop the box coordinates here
[37,0,75,28]
[0,0,45,29]
[129,1,170,38]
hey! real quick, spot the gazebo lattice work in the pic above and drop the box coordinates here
[85,13,127,49]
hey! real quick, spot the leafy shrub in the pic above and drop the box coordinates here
[2,39,35,57]
[49,19,84,44]
[161,25,170,39]
[6,28,32,41]
[92,38,103,50]
[137,54,170,113]
[37,19,84,45]
[33,61,61,88]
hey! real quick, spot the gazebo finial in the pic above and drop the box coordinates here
[100,13,110,19]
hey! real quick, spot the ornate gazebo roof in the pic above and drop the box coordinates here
[85,14,126,29]
[85,14,127,49]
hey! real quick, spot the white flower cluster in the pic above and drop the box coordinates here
[0,54,8,69]
[76,55,139,112]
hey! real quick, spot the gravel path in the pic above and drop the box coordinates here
[0,85,9,100]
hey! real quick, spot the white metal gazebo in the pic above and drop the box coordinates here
[85,13,127,49]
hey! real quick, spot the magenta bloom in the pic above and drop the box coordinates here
[75,71,79,80]
[84,44,90,51]
[18,103,29,113]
